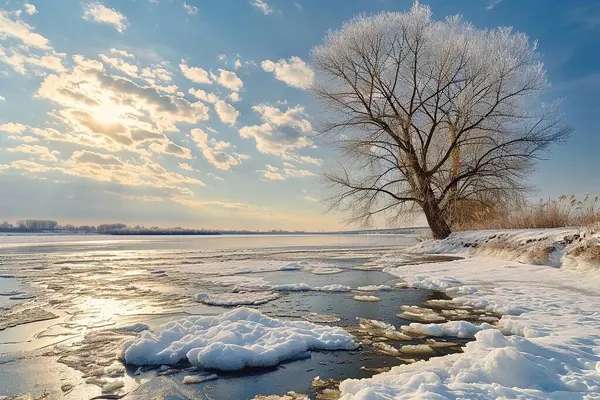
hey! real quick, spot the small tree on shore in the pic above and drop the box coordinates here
[311,3,571,239]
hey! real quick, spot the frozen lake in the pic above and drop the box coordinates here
[0,234,492,399]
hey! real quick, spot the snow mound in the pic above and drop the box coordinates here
[316,284,351,292]
[280,262,303,271]
[401,320,494,338]
[183,373,218,384]
[270,283,313,292]
[357,285,392,292]
[195,291,279,306]
[353,295,380,302]
[121,307,357,371]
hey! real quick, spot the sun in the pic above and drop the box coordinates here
[91,101,126,125]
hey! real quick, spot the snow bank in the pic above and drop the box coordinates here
[340,234,600,399]
[121,308,357,371]
[411,227,600,271]
[339,330,600,399]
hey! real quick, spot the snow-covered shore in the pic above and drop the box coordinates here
[338,228,600,399]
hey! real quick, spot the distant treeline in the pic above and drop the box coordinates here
[0,220,223,235]
[0,219,307,235]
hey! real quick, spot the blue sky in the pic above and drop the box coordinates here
[0,0,598,230]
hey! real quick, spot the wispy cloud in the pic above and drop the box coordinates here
[251,0,273,15]
[183,2,199,16]
[486,0,502,11]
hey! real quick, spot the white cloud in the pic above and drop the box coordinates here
[251,0,273,15]
[0,46,65,75]
[0,122,26,134]
[486,0,503,10]
[211,69,243,92]
[24,4,38,15]
[239,104,313,157]
[100,54,138,78]
[215,100,239,126]
[9,135,39,143]
[0,10,50,49]
[71,150,122,166]
[73,54,104,70]
[259,163,314,181]
[207,172,224,181]
[189,88,219,103]
[190,128,246,170]
[35,64,209,152]
[141,66,172,83]
[261,57,314,89]
[261,164,285,180]
[152,84,178,94]
[303,196,319,202]
[228,92,241,102]
[0,95,5,101]
[7,144,60,162]
[83,2,128,33]
[180,61,211,84]
[178,162,195,171]
[149,141,193,159]
[110,48,134,58]
[234,59,242,70]
[183,2,199,16]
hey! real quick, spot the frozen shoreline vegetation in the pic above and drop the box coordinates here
[121,307,358,371]
[411,226,600,271]
[337,228,600,399]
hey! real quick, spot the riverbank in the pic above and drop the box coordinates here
[338,228,600,399]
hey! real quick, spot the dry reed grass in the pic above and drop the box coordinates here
[454,194,600,231]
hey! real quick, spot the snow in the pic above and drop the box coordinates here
[270,283,313,292]
[195,291,279,306]
[352,295,380,302]
[338,228,600,399]
[279,262,303,271]
[411,227,600,271]
[121,307,358,371]
[402,320,494,338]
[183,373,218,384]
[316,284,351,292]
[357,285,392,292]
[269,283,352,292]
[305,266,344,275]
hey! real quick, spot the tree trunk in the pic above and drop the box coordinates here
[422,197,452,239]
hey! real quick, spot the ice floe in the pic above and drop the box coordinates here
[352,295,380,302]
[401,320,494,338]
[121,307,358,370]
[356,285,392,292]
[195,291,279,306]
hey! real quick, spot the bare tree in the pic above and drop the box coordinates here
[311,3,571,239]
